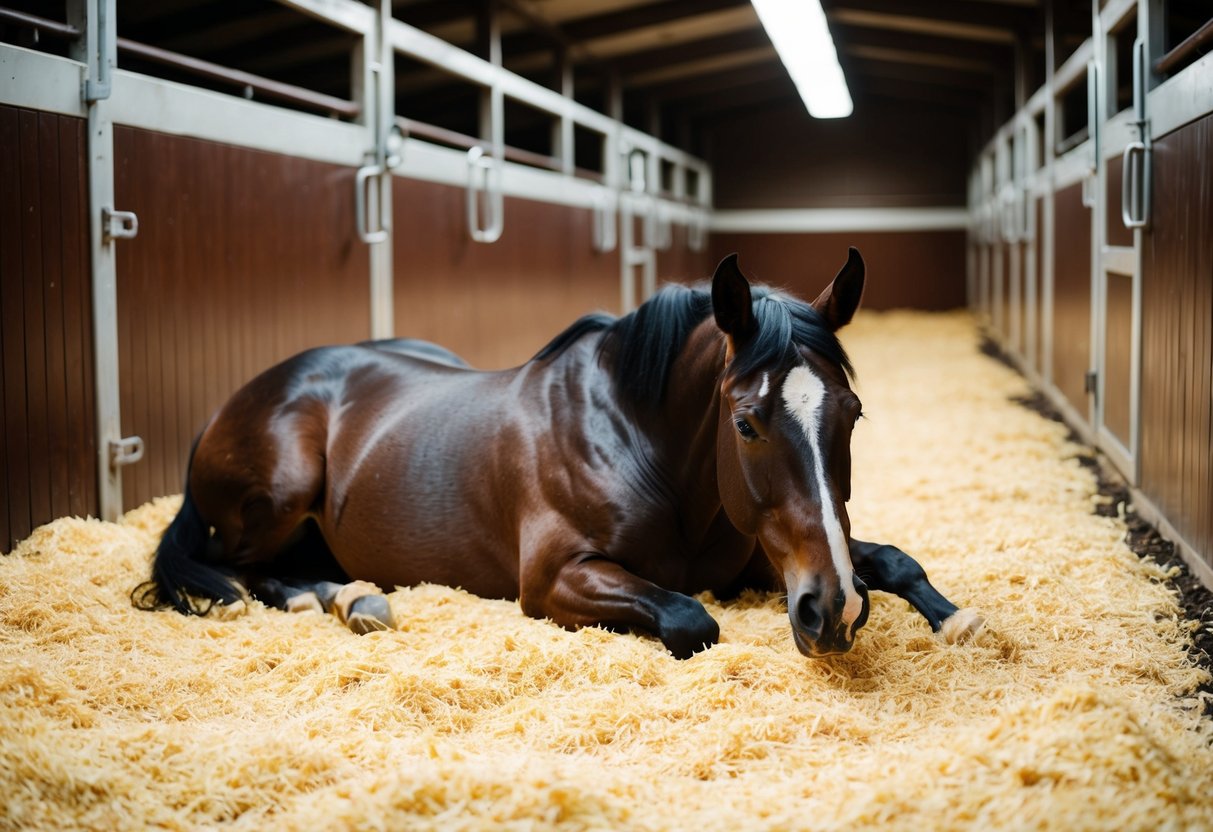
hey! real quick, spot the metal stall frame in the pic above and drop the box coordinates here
[0,0,712,521]
[967,0,1213,586]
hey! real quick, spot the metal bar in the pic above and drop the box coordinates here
[85,0,125,520]
[275,0,375,34]
[369,0,394,339]
[0,6,79,38]
[1153,17,1213,76]
[115,36,360,118]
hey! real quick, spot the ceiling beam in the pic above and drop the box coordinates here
[502,0,750,57]
[824,0,1037,34]
[613,28,770,75]
[641,60,788,104]
[831,21,1014,65]
[851,75,985,113]
[842,56,997,90]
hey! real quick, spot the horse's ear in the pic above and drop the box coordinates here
[712,253,756,346]
[811,247,866,331]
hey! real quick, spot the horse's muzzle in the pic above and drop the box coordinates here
[789,576,870,657]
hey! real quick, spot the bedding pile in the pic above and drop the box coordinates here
[2,311,1210,831]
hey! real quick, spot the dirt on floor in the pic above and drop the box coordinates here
[1008,387,1213,716]
[981,335,1213,716]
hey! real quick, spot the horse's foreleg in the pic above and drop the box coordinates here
[526,555,720,659]
[849,539,983,643]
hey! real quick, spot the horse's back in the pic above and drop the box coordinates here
[188,342,474,559]
[358,337,471,369]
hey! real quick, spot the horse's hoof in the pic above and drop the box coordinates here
[346,594,396,635]
[940,608,984,644]
[285,592,323,614]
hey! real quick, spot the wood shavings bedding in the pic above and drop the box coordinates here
[2,310,1210,831]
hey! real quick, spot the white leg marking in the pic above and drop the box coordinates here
[758,372,770,398]
[782,365,864,640]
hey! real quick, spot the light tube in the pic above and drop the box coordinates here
[751,0,853,119]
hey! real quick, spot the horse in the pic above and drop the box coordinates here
[133,250,982,658]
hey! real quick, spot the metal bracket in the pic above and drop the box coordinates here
[687,209,708,253]
[84,0,112,102]
[102,208,138,242]
[1081,171,1097,208]
[591,187,617,253]
[109,435,144,468]
[1121,37,1151,231]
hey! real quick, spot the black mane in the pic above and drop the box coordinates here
[533,283,852,408]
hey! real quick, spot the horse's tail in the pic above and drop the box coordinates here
[131,438,242,615]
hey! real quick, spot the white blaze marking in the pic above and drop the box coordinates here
[781,365,863,640]
[758,372,770,398]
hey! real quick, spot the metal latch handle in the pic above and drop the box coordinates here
[466,146,504,244]
[355,164,388,245]
[1121,141,1150,229]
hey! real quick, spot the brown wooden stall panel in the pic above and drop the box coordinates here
[0,105,96,553]
[1103,271,1133,447]
[1141,111,1213,566]
[656,223,712,286]
[1002,243,1014,344]
[708,230,966,310]
[113,127,371,511]
[392,178,621,370]
[1051,182,1092,418]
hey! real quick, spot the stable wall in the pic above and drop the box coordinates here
[1140,110,1213,569]
[392,178,622,371]
[703,99,971,310]
[111,127,373,511]
[0,105,96,554]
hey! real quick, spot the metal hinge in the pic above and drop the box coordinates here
[102,208,138,242]
[1084,370,1098,395]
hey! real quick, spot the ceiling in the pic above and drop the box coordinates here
[6,0,1105,163]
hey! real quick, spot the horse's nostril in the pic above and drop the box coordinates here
[796,593,823,638]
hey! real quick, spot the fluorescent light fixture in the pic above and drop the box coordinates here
[751,0,853,119]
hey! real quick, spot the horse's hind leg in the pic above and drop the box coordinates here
[247,575,396,633]
[849,539,984,642]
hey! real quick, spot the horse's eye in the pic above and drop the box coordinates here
[735,418,758,441]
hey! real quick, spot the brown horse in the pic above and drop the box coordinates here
[134,250,981,658]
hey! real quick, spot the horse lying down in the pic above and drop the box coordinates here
[134,250,983,658]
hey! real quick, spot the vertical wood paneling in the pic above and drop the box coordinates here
[392,178,621,370]
[1103,271,1133,446]
[37,114,71,523]
[1141,111,1213,568]
[656,224,712,286]
[708,230,967,311]
[58,116,94,519]
[1052,182,1092,418]
[113,127,371,510]
[0,106,19,551]
[0,105,95,553]
[18,110,52,534]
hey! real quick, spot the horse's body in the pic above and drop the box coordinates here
[137,252,981,657]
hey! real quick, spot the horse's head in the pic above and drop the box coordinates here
[713,250,868,657]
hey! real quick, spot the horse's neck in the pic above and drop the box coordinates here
[647,321,726,509]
